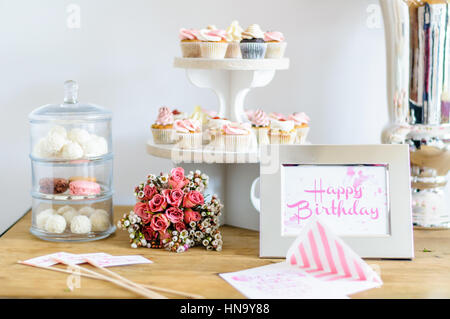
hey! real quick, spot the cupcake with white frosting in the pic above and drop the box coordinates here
[269,118,296,144]
[174,119,202,149]
[151,106,175,144]
[198,25,229,59]
[221,122,252,152]
[207,116,230,147]
[240,24,267,59]
[264,31,287,58]
[288,112,310,144]
[179,28,201,58]
[249,109,270,145]
[225,21,244,58]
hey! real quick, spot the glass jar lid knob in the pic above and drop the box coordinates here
[64,80,79,104]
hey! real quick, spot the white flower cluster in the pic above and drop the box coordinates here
[186,170,209,192]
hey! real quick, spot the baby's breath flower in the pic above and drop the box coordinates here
[172,236,178,242]
[177,246,185,253]
[202,239,209,246]
[131,243,138,249]
[206,245,213,251]
[129,233,135,239]
[124,220,130,227]
[189,221,196,227]
[180,230,188,238]
[216,246,222,252]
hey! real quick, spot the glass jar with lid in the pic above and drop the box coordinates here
[29,80,115,241]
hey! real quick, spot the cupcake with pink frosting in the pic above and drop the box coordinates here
[249,109,270,145]
[264,31,287,58]
[198,25,229,59]
[289,112,310,144]
[151,106,175,144]
[221,122,252,152]
[207,116,230,147]
[174,119,202,149]
[179,28,201,58]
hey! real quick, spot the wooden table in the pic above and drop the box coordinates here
[0,206,449,299]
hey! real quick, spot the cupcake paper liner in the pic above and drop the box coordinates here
[180,41,201,58]
[223,134,251,152]
[269,130,296,145]
[240,42,267,59]
[200,42,229,59]
[295,127,310,144]
[152,128,175,144]
[252,127,270,145]
[176,132,203,149]
[225,42,242,59]
[265,42,287,59]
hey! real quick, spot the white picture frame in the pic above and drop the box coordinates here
[259,144,414,259]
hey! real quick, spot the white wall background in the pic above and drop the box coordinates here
[0,0,388,234]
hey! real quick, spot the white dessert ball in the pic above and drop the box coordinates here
[68,128,91,145]
[78,206,95,217]
[57,205,75,215]
[90,210,110,232]
[33,138,53,158]
[44,131,68,155]
[48,125,68,139]
[44,214,67,233]
[36,208,56,230]
[63,209,79,225]
[70,215,92,234]
[60,141,84,159]
[82,135,108,157]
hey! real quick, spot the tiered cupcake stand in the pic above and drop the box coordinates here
[147,57,290,231]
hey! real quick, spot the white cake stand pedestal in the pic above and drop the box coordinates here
[147,58,289,231]
[173,57,289,122]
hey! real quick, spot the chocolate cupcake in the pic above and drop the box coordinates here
[39,178,69,194]
[240,24,267,59]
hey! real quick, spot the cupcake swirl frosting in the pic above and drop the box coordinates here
[174,119,201,133]
[264,31,285,42]
[251,109,270,126]
[179,28,199,41]
[226,20,244,42]
[288,112,310,125]
[156,107,174,126]
[241,24,265,40]
[222,122,251,135]
[198,28,228,42]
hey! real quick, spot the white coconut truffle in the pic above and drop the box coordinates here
[48,125,68,139]
[44,214,67,233]
[56,205,75,215]
[44,131,68,155]
[82,135,108,157]
[33,138,53,158]
[90,210,110,232]
[63,209,79,225]
[36,208,56,230]
[60,141,84,159]
[68,128,91,145]
[70,215,92,234]
[78,206,95,217]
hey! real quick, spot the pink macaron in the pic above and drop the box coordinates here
[69,180,101,196]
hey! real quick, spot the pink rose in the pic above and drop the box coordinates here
[150,214,170,232]
[184,208,201,224]
[165,207,184,224]
[144,185,157,200]
[183,191,204,208]
[169,167,188,189]
[143,226,157,241]
[148,194,167,213]
[134,202,152,224]
[175,222,186,232]
[162,189,184,207]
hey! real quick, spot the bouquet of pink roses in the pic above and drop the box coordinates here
[118,167,223,253]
